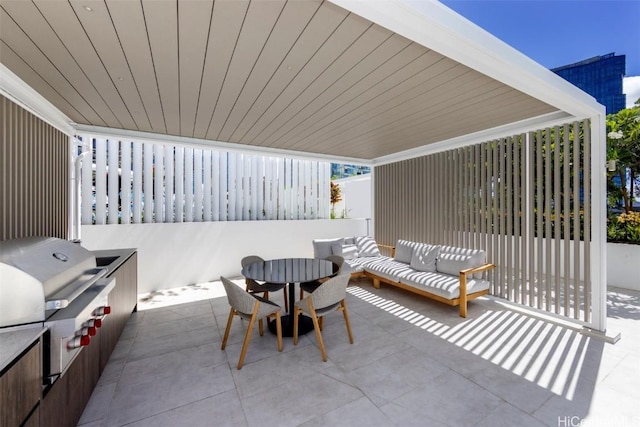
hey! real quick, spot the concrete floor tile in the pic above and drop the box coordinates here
[80,281,640,427]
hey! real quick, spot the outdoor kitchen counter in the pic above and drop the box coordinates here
[92,248,137,275]
[0,324,45,372]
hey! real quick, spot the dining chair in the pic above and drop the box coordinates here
[220,276,283,369]
[299,255,344,299]
[293,273,353,362]
[241,255,288,311]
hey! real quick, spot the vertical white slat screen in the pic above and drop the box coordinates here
[121,141,132,224]
[94,139,107,225]
[143,143,154,223]
[375,120,593,325]
[154,144,164,222]
[203,151,212,222]
[80,139,93,225]
[212,151,220,221]
[194,149,203,222]
[174,146,184,223]
[132,142,143,224]
[185,148,194,222]
[218,152,227,221]
[164,145,174,223]
[79,134,333,226]
[107,138,118,225]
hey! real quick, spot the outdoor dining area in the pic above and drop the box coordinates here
[223,255,351,368]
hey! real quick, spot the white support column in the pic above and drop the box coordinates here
[590,113,607,333]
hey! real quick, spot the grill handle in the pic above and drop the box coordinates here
[45,267,109,310]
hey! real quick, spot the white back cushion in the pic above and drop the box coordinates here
[410,245,440,272]
[313,238,344,259]
[355,236,380,257]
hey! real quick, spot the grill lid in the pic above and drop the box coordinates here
[0,237,106,327]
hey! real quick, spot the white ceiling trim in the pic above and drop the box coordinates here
[0,63,74,135]
[330,0,605,118]
[73,123,373,166]
[372,110,575,166]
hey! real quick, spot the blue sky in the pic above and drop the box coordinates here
[437,0,640,75]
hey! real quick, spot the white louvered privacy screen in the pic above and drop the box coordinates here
[79,136,332,224]
[375,120,593,324]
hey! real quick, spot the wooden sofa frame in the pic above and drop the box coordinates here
[353,244,496,317]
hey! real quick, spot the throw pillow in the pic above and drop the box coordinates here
[355,236,381,257]
[332,243,359,260]
[395,240,422,263]
[410,244,440,272]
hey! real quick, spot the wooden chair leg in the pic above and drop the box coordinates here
[221,308,235,350]
[308,301,327,362]
[319,316,324,331]
[293,307,300,345]
[237,301,260,369]
[258,318,264,336]
[275,312,283,351]
[341,300,354,344]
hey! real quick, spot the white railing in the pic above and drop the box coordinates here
[78,136,331,224]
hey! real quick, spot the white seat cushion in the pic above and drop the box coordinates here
[400,271,490,300]
[343,256,381,274]
[361,257,413,282]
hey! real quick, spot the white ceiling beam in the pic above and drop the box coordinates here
[0,63,74,135]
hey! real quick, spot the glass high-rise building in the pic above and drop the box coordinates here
[551,52,626,114]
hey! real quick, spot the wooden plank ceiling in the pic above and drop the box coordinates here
[0,0,557,160]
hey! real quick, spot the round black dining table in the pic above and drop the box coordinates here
[241,258,338,337]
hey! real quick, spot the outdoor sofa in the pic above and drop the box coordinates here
[312,237,496,317]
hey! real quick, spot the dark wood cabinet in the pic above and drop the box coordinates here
[0,340,41,427]
[40,251,137,427]
[100,252,137,371]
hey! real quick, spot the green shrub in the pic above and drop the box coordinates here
[607,211,640,244]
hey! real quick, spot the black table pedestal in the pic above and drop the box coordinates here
[268,313,313,337]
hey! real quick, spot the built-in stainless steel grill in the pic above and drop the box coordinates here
[0,237,114,378]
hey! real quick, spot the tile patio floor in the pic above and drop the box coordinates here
[78,277,640,427]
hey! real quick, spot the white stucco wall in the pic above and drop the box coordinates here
[333,174,372,220]
[81,219,367,294]
[607,243,640,291]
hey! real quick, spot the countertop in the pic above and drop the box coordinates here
[0,324,46,373]
[92,248,137,276]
